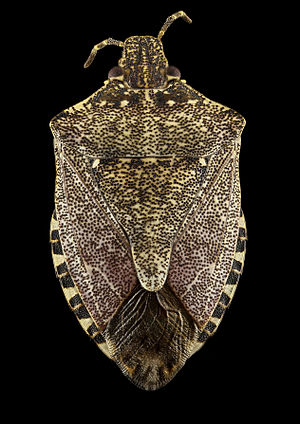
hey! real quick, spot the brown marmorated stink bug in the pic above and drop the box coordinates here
[49,11,247,390]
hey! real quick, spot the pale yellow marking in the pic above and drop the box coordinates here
[223,284,235,298]
[123,129,132,136]
[167,100,175,106]
[52,253,65,267]
[145,90,151,102]
[120,100,129,107]
[92,159,100,168]
[109,76,124,82]
[210,316,220,326]
[77,317,94,332]
[235,251,245,263]
[63,286,79,301]
[51,217,59,231]
[238,213,247,229]
[166,75,180,82]
[187,99,199,105]
[98,343,112,359]
[163,119,179,127]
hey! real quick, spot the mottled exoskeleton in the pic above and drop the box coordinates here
[50,11,247,390]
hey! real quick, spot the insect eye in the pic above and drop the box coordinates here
[166,66,181,79]
[108,66,124,79]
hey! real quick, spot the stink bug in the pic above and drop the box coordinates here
[49,10,247,390]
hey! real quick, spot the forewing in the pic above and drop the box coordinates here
[168,136,242,328]
[51,111,138,331]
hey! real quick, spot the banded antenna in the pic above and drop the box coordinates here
[84,38,124,68]
[158,10,192,40]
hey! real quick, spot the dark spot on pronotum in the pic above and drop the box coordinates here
[129,92,140,104]
[154,91,166,106]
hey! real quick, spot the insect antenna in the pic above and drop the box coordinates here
[157,10,192,40]
[84,38,124,68]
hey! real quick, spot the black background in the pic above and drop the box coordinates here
[9,0,290,419]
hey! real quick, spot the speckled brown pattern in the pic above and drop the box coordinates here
[91,156,208,291]
[50,10,246,390]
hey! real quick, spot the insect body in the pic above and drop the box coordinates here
[50,11,247,390]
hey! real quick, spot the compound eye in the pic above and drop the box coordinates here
[166,66,181,79]
[108,66,124,79]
